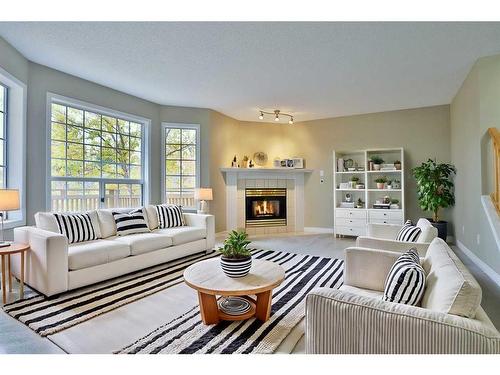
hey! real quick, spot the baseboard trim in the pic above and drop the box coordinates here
[304,226,334,234]
[455,240,500,286]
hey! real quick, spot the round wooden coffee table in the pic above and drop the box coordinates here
[184,258,285,325]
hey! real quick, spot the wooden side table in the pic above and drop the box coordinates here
[0,243,29,304]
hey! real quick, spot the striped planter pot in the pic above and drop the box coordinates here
[220,256,252,278]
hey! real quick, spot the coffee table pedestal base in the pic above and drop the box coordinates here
[197,292,272,325]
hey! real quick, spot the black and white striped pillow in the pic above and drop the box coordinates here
[112,208,150,236]
[383,248,426,306]
[156,204,185,229]
[395,220,422,242]
[53,213,97,244]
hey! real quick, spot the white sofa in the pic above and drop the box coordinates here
[12,206,215,297]
[305,238,500,354]
[356,218,438,256]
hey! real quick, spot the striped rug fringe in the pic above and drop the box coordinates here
[2,250,221,336]
[116,251,343,354]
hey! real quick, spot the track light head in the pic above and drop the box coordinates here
[289,117,294,125]
[258,111,264,120]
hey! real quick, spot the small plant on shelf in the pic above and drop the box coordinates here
[374,176,387,189]
[394,160,402,170]
[350,176,360,182]
[371,156,384,170]
[356,198,364,208]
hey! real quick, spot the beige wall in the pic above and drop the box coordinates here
[450,55,500,273]
[235,106,451,228]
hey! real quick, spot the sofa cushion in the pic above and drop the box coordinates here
[113,208,150,236]
[422,238,482,318]
[145,205,159,230]
[416,218,438,243]
[97,208,132,238]
[113,232,173,256]
[35,210,102,239]
[53,212,98,244]
[153,226,206,245]
[340,285,384,299]
[68,239,130,270]
[155,204,185,228]
[383,248,426,306]
[395,220,421,242]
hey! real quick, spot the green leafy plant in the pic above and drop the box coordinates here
[374,176,387,183]
[218,230,252,258]
[350,176,360,182]
[371,156,384,165]
[386,179,392,185]
[412,159,456,222]
[391,199,399,204]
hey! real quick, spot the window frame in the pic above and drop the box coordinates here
[0,66,27,229]
[46,93,151,211]
[0,83,7,189]
[161,122,201,211]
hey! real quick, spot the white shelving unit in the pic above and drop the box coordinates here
[333,148,405,237]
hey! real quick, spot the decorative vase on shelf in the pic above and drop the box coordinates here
[374,164,381,171]
[376,182,385,189]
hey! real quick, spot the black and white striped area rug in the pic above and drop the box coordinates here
[117,250,343,354]
[3,250,221,336]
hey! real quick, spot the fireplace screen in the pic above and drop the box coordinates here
[245,188,286,227]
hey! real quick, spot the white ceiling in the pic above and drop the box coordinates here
[1,22,500,122]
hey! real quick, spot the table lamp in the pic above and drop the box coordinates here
[0,189,20,247]
[194,188,213,214]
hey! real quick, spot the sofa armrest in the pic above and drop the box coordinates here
[183,213,215,250]
[366,223,401,239]
[13,226,69,296]
[305,288,500,354]
[344,247,400,291]
[356,237,430,257]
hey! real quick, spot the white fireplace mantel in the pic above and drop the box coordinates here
[220,168,313,233]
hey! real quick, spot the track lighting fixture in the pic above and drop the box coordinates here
[258,109,294,124]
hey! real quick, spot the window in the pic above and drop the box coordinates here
[49,98,147,212]
[163,123,200,209]
[0,84,6,188]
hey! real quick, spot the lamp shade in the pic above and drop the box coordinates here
[0,189,20,211]
[195,188,213,201]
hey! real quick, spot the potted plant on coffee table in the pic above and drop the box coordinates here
[374,176,387,189]
[371,156,384,170]
[412,159,456,240]
[218,230,253,278]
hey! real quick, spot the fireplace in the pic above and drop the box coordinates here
[245,188,287,227]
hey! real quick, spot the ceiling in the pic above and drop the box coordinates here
[1,22,500,122]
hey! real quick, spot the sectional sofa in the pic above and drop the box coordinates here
[12,206,215,297]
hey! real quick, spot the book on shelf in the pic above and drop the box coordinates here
[372,203,391,209]
[339,202,355,208]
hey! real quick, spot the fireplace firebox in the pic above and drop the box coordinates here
[245,188,287,227]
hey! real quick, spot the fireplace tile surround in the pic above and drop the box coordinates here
[220,168,312,235]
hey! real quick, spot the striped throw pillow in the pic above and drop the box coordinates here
[53,213,97,244]
[156,204,185,228]
[112,208,150,236]
[395,220,422,242]
[383,248,426,306]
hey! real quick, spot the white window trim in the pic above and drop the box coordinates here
[46,92,151,211]
[0,66,27,229]
[161,122,201,211]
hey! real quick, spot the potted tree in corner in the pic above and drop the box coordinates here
[218,230,253,278]
[412,159,456,240]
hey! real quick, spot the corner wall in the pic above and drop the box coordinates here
[450,55,500,274]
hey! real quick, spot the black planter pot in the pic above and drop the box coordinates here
[428,219,448,241]
[220,256,252,278]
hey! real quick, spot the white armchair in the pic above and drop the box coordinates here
[356,218,438,256]
[305,241,500,354]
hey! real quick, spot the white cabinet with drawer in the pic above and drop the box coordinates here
[336,225,366,237]
[335,209,367,220]
[368,210,403,225]
[334,209,367,237]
